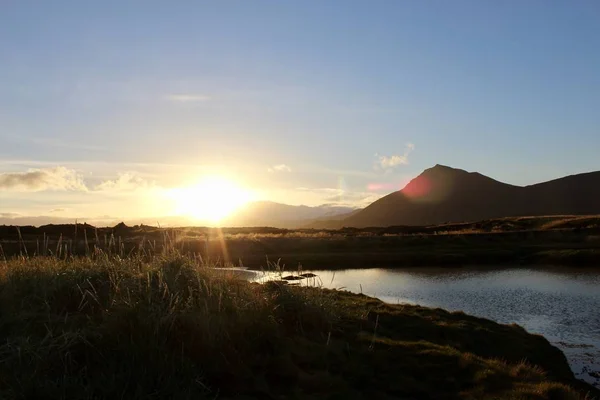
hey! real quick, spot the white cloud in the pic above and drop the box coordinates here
[166,94,211,103]
[0,165,161,195]
[0,167,88,192]
[378,154,408,168]
[268,164,292,173]
[375,143,415,171]
[324,191,383,207]
[0,212,21,218]
[295,187,383,207]
[94,172,153,192]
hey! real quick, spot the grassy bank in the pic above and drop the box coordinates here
[2,216,600,269]
[0,252,597,399]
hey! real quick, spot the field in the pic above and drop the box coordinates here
[2,215,600,269]
[0,247,598,399]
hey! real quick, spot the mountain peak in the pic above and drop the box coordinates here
[423,164,468,175]
[340,165,600,228]
[400,164,468,202]
[433,163,452,169]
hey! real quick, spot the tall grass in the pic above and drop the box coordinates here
[0,247,338,399]
[0,247,593,398]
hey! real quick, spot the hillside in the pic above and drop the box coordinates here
[333,165,600,228]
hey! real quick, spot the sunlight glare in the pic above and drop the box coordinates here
[167,177,253,223]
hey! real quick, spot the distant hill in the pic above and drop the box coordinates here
[0,215,193,228]
[222,201,356,228]
[302,208,362,229]
[319,164,600,228]
[0,202,356,229]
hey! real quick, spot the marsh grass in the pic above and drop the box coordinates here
[0,247,596,398]
[0,248,338,399]
[3,215,600,269]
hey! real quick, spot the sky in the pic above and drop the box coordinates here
[1,1,599,224]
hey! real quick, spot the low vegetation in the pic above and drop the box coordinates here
[0,249,597,399]
[2,215,600,269]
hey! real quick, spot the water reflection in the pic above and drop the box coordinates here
[252,267,600,387]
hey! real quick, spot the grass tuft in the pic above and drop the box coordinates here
[0,250,595,399]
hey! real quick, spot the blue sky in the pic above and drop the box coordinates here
[1,1,599,223]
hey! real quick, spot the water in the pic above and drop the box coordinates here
[251,267,600,387]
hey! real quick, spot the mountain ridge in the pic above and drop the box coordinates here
[4,166,600,229]
[320,165,600,228]
[0,202,357,229]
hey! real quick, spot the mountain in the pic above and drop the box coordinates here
[7,166,598,230]
[329,164,600,228]
[0,215,197,228]
[303,208,363,229]
[0,203,356,229]
[221,201,356,228]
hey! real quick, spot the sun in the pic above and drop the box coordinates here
[167,176,254,223]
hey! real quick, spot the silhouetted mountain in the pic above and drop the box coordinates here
[331,165,600,228]
[0,203,355,229]
[303,208,363,229]
[222,201,356,228]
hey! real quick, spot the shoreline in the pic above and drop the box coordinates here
[249,267,600,389]
[1,253,598,398]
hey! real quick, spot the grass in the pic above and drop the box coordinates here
[0,248,597,399]
[3,215,600,269]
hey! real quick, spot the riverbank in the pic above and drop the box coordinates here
[0,253,597,399]
[257,266,600,389]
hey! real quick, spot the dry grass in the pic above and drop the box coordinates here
[0,245,595,399]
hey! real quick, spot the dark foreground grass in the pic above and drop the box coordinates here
[0,253,597,399]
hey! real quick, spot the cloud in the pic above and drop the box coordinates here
[166,94,211,103]
[323,191,384,206]
[0,166,159,195]
[0,212,21,218]
[378,154,408,168]
[296,187,383,207]
[268,164,292,173]
[95,172,152,192]
[375,143,415,171]
[0,167,88,192]
[49,208,66,213]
